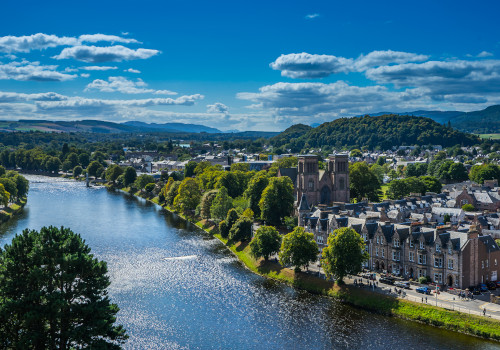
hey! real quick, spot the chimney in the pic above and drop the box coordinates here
[468,224,480,239]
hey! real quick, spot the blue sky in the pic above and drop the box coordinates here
[1,0,500,131]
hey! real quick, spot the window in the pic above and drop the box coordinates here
[418,269,426,278]
[392,251,400,261]
[418,254,426,265]
[381,237,384,245]
[486,260,489,268]
[409,251,415,262]
[434,257,442,268]
[495,259,498,266]
[382,249,385,258]
[409,240,414,248]
[317,235,324,245]
[308,179,314,191]
[376,247,379,256]
[434,273,442,283]
[461,199,468,205]
[339,178,345,190]
[420,241,424,249]
[448,246,452,254]
[435,243,441,253]
[394,238,400,248]
[377,236,379,244]
[448,259,454,270]
[362,233,367,242]
[482,261,484,269]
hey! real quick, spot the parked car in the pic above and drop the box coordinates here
[478,283,489,292]
[416,286,431,295]
[495,281,500,288]
[394,281,411,289]
[380,277,395,285]
[486,281,497,290]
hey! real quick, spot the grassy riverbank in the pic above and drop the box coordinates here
[118,187,500,341]
[0,198,27,223]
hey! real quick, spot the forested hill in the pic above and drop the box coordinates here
[270,115,480,152]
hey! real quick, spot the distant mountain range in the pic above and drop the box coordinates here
[0,120,222,134]
[356,105,500,134]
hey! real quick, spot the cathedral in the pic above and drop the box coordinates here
[278,154,350,208]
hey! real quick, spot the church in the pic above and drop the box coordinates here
[278,154,350,208]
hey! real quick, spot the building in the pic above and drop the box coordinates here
[278,154,350,208]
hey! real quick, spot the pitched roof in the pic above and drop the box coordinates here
[278,167,298,186]
[298,194,310,211]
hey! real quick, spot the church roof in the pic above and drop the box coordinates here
[298,193,310,211]
[278,167,298,186]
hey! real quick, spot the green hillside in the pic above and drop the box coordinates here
[451,105,500,134]
[271,115,480,152]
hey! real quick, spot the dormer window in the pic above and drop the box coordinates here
[420,241,424,249]
[448,246,452,254]
[436,244,441,252]
[377,236,379,244]
[381,237,384,245]
[409,240,414,248]
[394,238,400,248]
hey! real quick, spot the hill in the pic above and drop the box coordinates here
[270,115,480,152]
[0,120,221,134]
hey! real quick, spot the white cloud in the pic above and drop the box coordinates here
[354,50,429,71]
[78,34,140,44]
[81,65,118,71]
[270,53,354,78]
[84,76,177,95]
[0,60,77,81]
[124,68,141,73]
[0,33,140,53]
[53,45,160,62]
[0,91,68,103]
[477,51,493,58]
[0,33,78,53]
[207,102,229,114]
[305,14,320,19]
[270,50,428,79]
[80,73,90,78]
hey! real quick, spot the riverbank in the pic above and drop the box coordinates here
[117,187,500,342]
[0,198,27,224]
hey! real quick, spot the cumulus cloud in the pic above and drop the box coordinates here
[477,51,493,58]
[0,91,68,103]
[0,33,140,53]
[207,102,229,114]
[270,53,354,78]
[354,50,429,71]
[81,65,118,71]
[0,60,77,81]
[84,76,177,95]
[53,45,160,62]
[124,68,141,73]
[80,73,90,78]
[305,14,319,19]
[270,50,429,78]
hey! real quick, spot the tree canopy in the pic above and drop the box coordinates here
[250,226,281,261]
[259,177,294,225]
[279,227,318,272]
[0,226,128,349]
[349,162,381,202]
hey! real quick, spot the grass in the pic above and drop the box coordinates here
[479,134,500,139]
[0,198,27,222]
[380,184,389,200]
[116,185,500,341]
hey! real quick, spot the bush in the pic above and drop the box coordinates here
[219,220,229,238]
[229,216,253,242]
[462,204,476,211]
[145,183,155,193]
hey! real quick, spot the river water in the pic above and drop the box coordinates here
[0,176,498,350]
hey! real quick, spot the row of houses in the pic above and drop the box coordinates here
[298,194,500,289]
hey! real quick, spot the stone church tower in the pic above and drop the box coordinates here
[294,154,350,207]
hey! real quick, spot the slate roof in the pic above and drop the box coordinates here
[336,217,348,228]
[278,168,298,186]
[479,235,500,252]
[365,222,378,238]
[298,194,310,211]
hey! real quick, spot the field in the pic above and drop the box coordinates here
[479,134,500,139]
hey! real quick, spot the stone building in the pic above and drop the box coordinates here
[278,154,350,209]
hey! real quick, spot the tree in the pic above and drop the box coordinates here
[279,227,318,272]
[210,186,233,222]
[73,165,83,178]
[462,204,476,211]
[105,164,123,184]
[404,177,426,195]
[349,162,381,202]
[86,160,102,177]
[165,181,181,206]
[229,216,253,242]
[387,179,409,199]
[443,213,451,224]
[421,175,442,193]
[184,160,197,178]
[123,166,137,187]
[0,183,10,206]
[0,226,128,348]
[0,178,17,202]
[244,171,269,217]
[135,174,155,190]
[230,163,250,172]
[145,183,155,193]
[259,177,294,226]
[198,189,218,219]
[250,226,281,261]
[173,178,201,213]
[45,156,61,173]
[350,149,362,158]
[321,227,369,284]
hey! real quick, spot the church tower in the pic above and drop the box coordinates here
[328,154,350,203]
[297,155,320,206]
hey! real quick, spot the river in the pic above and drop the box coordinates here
[0,176,498,349]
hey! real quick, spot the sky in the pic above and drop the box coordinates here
[1,0,500,131]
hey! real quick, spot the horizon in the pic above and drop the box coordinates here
[1,0,499,132]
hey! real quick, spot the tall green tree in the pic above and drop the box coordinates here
[135,174,155,190]
[184,161,198,178]
[0,226,128,349]
[165,181,181,206]
[228,216,253,242]
[259,177,294,226]
[321,227,369,284]
[349,162,381,202]
[279,227,318,272]
[421,175,442,193]
[210,186,233,222]
[250,226,281,261]
[244,171,269,217]
[86,160,102,178]
[123,166,137,187]
[174,178,201,213]
[105,164,123,184]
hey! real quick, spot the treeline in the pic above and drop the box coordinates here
[270,115,481,153]
[0,167,29,206]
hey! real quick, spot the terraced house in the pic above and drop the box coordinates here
[301,206,500,289]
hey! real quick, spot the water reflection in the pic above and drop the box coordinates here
[0,176,497,350]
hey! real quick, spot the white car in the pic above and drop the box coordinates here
[394,281,411,289]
